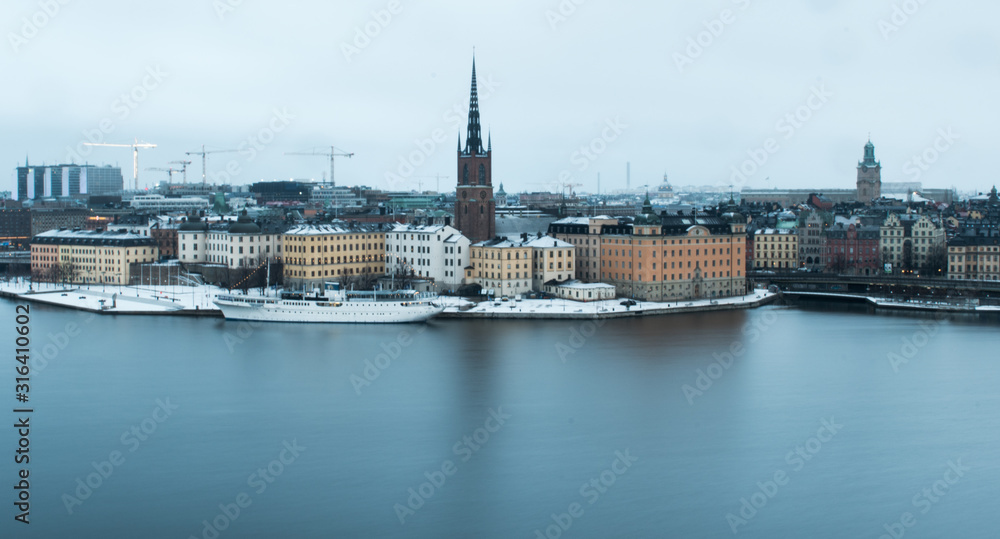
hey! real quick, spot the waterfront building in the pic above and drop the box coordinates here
[17,162,124,200]
[454,59,496,243]
[150,218,181,259]
[524,235,576,291]
[857,139,882,204]
[384,224,470,292]
[543,280,617,302]
[880,212,946,274]
[947,232,1000,281]
[469,237,535,296]
[548,215,618,282]
[753,228,799,270]
[179,212,283,269]
[825,223,880,275]
[30,228,158,284]
[600,198,747,300]
[283,224,386,289]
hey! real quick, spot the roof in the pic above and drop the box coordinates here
[285,223,385,236]
[32,228,158,247]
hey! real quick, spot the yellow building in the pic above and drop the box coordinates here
[548,216,618,282]
[753,228,799,270]
[283,225,386,288]
[469,237,534,296]
[947,235,1000,281]
[30,228,159,284]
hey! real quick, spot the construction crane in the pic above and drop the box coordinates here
[169,160,193,184]
[186,145,239,185]
[560,182,583,198]
[82,139,157,191]
[409,175,450,193]
[146,167,181,183]
[285,146,354,187]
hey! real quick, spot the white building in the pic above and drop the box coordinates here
[131,194,211,213]
[178,212,282,269]
[384,224,470,292]
[544,280,617,302]
[523,235,576,291]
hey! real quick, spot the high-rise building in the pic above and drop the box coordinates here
[16,161,124,200]
[856,139,882,204]
[454,58,496,243]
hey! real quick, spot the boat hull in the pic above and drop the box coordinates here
[213,297,444,324]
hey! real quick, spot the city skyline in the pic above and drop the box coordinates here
[3,1,997,195]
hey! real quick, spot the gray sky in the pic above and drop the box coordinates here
[2,0,998,196]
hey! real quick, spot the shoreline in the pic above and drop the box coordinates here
[782,290,1000,315]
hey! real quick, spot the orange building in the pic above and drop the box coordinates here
[599,203,746,301]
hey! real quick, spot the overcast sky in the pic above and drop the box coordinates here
[2,0,998,196]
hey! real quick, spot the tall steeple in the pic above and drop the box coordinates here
[463,57,484,156]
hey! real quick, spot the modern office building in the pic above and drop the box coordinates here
[17,162,124,200]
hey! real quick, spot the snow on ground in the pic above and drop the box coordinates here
[443,290,775,316]
[0,278,225,313]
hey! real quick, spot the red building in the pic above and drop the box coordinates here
[825,223,880,275]
[454,58,496,243]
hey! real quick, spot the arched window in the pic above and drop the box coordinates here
[463,164,469,184]
[480,206,484,214]
[479,164,486,184]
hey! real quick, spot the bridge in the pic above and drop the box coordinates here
[0,251,31,272]
[749,271,1000,301]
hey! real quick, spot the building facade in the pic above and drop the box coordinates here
[469,238,536,296]
[600,203,747,301]
[17,163,124,200]
[454,60,496,243]
[30,228,158,284]
[283,224,385,289]
[753,228,799,270]
[825,223,880,275]
[548,216,618,282]
[384,224,470,292]
[797,210,831,270]
[947,234,1000,281]
[880,213,946,274]
[179,212,283,269]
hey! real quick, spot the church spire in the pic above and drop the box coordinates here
[464,56,484,156]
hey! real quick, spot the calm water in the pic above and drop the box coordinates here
[2,300,998,538]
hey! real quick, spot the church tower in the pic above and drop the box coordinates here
[857,139,881,205]
[455,58,496,243]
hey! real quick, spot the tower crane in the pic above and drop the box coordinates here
[285,146,354,187]
[82,139,157,191]
[146,167,181,183]
[169,160,193,184]
[186,145,239,185]
[409,175,451,193]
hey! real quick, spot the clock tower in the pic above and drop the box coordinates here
[455,58,496,243]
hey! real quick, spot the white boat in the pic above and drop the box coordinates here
[213,282,444,324]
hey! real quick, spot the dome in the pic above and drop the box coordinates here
[228,210,261,234]
[178,215,208,231]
